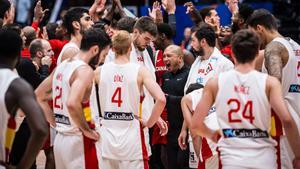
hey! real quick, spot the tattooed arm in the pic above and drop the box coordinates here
[264,41,289,82]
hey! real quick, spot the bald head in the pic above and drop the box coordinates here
[163,45,185,73]
[23,26,37,47]
[164,45,184,59]
[29,39,53,58]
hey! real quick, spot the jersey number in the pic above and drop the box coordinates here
[111,87,123,107]
[227,99,254,124]
[54,86,63,109]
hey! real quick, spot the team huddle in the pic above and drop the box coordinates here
[0,0,300,169]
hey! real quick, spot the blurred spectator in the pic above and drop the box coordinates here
[22,26,37,58]
[181,27,192,51]
[16,0,32,26]
[0,0,15,26]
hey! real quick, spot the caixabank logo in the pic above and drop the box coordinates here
[288,84,300,93]
[222,128,269,138]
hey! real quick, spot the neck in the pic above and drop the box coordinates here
[202,47,214,60]
[75,51,90,64]
[234,61,255,73]
[266,30,282,44]
[172,62,184,73]
[114,54,130,64]
[70,32,82,47]
[32,57,41,67]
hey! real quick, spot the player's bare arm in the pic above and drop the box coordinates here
[181,95,194,128]
[267,76,300,160]
[191,78,219,142]
[7,79,48,169]
[264,41,288,81]
[35,72,56,126]
[67,65,99,141]
[139,66,166,128]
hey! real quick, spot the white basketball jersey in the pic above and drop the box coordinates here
[215,70,277,167]
[0,69,18,162]
[56,42,79,65]
[52,59,86,134]
[286,38,300,119]
[189,89,219,159]
[98,62,148,160]
[184,47,233,93]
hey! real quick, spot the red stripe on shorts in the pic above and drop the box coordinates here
[217,147,222,169]
[139,123,149,169]
[83,135,99,169]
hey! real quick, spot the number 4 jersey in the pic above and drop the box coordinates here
[98,62,148,160]
[215,69,277,168]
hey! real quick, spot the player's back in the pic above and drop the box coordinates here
[0,69,18,162]
[98,62,146,160]
[52,58,86,134]
[215,69,277,168]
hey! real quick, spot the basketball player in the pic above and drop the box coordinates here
[35,28,111,169]
[191,29,300,169]
[248,9,300,169]
[94,30,166,169]
[56,7,94,64]
[182,24,233,168]
[180,83,219,169]
[0,29,48,168]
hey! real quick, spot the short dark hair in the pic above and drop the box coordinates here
[117,17,136,33]
[247,9,277,30]
[186,83,204,95]
[0,29,22,62]
[63,7,89,35]
[29,39,43,58]
[195,23,216,47]
[157,23,173,40]
[239,4,254,23]
[199,7,214,20]
[2,23,22,35]
[231,29,260,63]
[46,23,58,40]
[0,0,10,19]
[80,28,111,51]
[134,16,157,37]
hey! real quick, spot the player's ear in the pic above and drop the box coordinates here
[91,45,99,55]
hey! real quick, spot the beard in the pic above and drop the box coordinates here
[89,51,100,70]
[192,46,204,56]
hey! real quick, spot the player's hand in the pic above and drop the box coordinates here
[83,130,100,141]
[155,117,168,136]
[178,129,187,150]
[210,130,221,143]
[293,158,300,169]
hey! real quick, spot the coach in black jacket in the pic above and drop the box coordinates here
[161,45,190,169]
